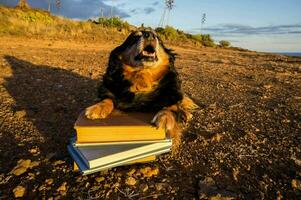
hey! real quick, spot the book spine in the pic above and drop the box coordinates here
[67,145,89,172]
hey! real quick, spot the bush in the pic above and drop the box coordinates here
[219,40,231,48]
[201,34,215,47]
[155,26,216,47]
[190,34,202,42]
[98,17,130,30]
[155,26,179,40]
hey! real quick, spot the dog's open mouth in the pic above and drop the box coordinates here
[135,44,157,62]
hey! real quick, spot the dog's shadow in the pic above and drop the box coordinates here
[3,55,98,160]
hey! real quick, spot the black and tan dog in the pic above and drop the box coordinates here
[85,27,198,147]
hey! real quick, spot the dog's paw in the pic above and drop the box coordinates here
[179,109,193,123]
[181,96,199,110]
[151,109,176,131]
[85,99,114,120]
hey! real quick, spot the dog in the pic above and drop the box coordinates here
[85,27,198,148]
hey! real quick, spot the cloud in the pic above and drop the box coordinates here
[144,7,155,14]
[152,1,160,6]
[128,6,156,15]
[193,23,301,36]
[0,0,130,19]
[130,8,138,14]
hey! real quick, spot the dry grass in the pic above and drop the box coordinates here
[0,5,128,42]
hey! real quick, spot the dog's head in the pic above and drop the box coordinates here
[118,28,172,68]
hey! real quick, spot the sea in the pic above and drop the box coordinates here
[277,52,301,57]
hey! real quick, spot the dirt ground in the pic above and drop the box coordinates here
[0,36,300,199]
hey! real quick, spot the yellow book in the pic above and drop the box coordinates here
[73,155,156,171]
[75,110,165,143]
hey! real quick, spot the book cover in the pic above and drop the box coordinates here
[75,110,165,143]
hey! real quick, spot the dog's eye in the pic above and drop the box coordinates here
[134,31,142,36]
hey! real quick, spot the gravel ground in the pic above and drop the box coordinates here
[0,36,300,199]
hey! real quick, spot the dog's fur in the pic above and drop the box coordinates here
[85,27,198,148]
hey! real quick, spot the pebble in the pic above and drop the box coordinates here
[292,179,301,190]
[53,160,65,166]
[139,166,159,177]
[210,194,234,200]
[140,183,148,192]
[29,161,40,168]
[45,178,53,185]
[39,185,47,191]
[13,186,26,198]
[56,182,67,192]
[155,183,167,191]
[232,168,239,182]
[211,134,222,142]
[15,110,26,118]
[127,168,136,176]
[95,177,105,183]
[125,177,136,186]
[11,159,31,176]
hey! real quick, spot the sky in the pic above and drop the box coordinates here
[1,0,301,52]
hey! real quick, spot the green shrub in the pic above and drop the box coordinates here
[163,26,179,39]
[191,34,202,42]
[219,40,231,48]
[98,17,130,30]
[155,26,216,46]
[201,34,215,47]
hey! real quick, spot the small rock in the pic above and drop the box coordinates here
[28,147,39,154]
[210,194,234,200]
[95,177,105,183]
[113,182,120,188]
[155,183,167,191]
[232,168,239,182]
[292,179,301,190]
[263,84,272,89]
[140,184,148,192]
[139,166,159,177]
[125,177,136,186]
[53,160,65,166]
[127,168,136,176]
[29,161,40,168]
[39,185,47,191]
[15,110,26,118]
[11,159,31,176]
[56,182,67,192]
[45,178,53,185]
[211,134,222,142]
[13,186,26,198]
[27,173,35,180]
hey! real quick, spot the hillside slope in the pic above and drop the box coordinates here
[0,5,222,48]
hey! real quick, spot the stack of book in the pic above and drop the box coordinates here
[68,110,171,175]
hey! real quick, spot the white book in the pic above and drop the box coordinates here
[68,144,170,175]
[73,141,171,168]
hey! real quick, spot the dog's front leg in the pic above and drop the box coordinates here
[85,98,114,119]
[151,96,198,148]
[152,108,182,148]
